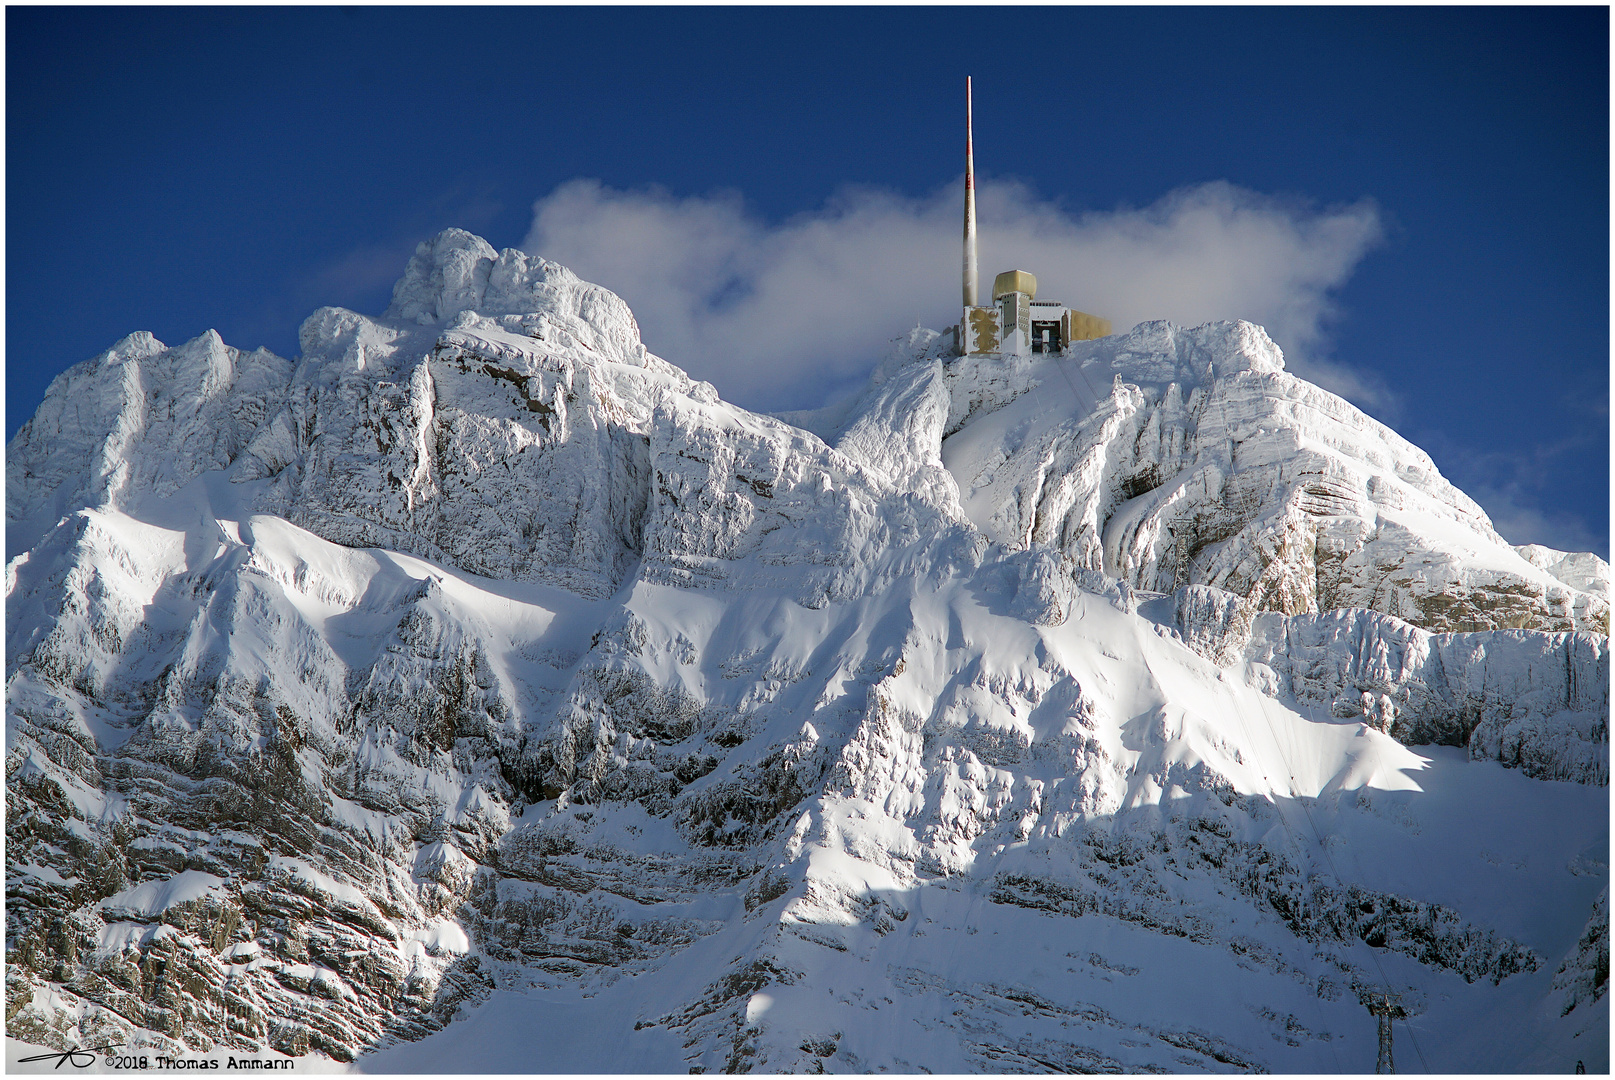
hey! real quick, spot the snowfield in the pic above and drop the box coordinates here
[7,229,1607,1073]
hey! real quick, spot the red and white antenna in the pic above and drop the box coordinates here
[963,75,979,309]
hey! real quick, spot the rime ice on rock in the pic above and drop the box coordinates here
[7,330,292,552]
[243,230,718,598]
[927,318,1608,635]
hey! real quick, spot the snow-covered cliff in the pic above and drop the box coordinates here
[7,229,1607,1072]
[918,320,1603,635]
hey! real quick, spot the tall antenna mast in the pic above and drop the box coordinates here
[963,75,979,309]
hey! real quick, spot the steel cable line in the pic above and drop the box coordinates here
[1044,356,1348,1069]
[1126,650,1349,1073]
[1247,694,1435,1073]
[1046,340,1414,1069]
[1034,344,1453,1071]
[1218,692,1353,1073]
[1284,701,1589,1074]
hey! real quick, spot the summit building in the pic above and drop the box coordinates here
[957,78,1111,357]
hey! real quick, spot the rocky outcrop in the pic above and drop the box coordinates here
[7,331,292,554]
[241,231,706,599]
[1168,581,1609,785]
[926,320,1608,636]
[1245,605,1607,785]
[1553,888,1609,1017]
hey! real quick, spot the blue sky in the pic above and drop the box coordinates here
[6,6,1608,556]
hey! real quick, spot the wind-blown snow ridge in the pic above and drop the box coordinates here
[6,228,1607,1073]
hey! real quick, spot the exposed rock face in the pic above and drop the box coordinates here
[1255,603,1606,783]
[1173,583,1256,668]
[1168,582,1609,785]
[235,230,705,599]
[7,331,292,553]
[1553,888,1610,1017]
[930,320,1608,635]
[7,230,1607,1072]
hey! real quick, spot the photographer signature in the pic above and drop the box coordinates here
[17,1044,122,1069]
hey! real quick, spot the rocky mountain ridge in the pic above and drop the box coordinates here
[6,228,1607,1072]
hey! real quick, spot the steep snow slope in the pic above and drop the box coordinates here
[7,229,1607,1073]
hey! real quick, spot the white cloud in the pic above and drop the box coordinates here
[522,177,1384,412]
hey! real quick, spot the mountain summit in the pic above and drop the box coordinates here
[7,229,1607,1072]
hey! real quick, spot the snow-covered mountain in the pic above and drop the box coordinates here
[7,229,1607,1072]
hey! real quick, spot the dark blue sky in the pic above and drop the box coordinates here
[7,6,1608,555]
